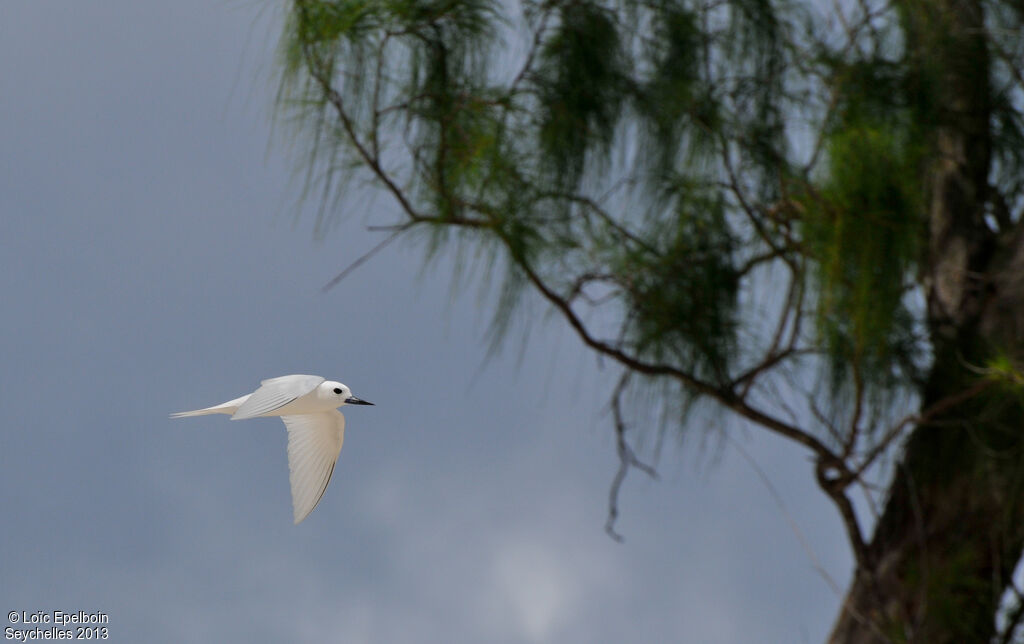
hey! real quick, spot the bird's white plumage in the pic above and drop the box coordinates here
[232,375,324,420]
[282,410,346,524]
[170,374,372,524]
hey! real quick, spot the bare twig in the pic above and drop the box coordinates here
[606,373,659,542]
[321,224,412,292]
[843,357,866,459]
[728,434,842,595]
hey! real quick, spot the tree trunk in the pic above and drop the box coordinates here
[828,1,1024,641]
[828,361,1024,643]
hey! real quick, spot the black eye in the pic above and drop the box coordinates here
[333,388,343,394]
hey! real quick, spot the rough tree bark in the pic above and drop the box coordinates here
[828,1,1024,641]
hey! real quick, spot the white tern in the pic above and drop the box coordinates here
[170,374,374,524]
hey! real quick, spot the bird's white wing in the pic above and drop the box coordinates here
[231,375,324,420]
[281,410,345,524]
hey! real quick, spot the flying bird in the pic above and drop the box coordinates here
[171,374,374,524]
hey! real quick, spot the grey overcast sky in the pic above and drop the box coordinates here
[1,2,853,642]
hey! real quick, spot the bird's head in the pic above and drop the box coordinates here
[322,381,374,407]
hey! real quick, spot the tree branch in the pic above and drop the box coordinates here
[295,9,878,569]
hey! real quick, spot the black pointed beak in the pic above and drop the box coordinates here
[346,396,374,406]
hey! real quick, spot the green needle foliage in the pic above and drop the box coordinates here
[801,58,928,393]
[274,0,1024,640]
[279,0,792,391]
[536,1,626,186]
